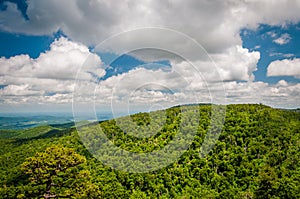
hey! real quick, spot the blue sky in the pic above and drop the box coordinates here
[0,29,67,58]
[241,23,300,84]
[0,31,53,58]
[0,0,300,112]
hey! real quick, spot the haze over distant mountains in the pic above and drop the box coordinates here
[0,112,114,130]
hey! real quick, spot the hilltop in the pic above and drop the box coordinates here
[0,104,299,198]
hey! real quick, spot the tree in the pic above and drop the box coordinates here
[21,145,100,199]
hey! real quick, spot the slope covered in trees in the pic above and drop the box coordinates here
[0,104,299,198]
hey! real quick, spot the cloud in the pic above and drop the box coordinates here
[0,37,104,81]
[0,37,105,106]
[210,45,260,81]
[267,58,300,78]
[2,37,298,110]
[87,55,300,111]
[224,80,300,108]
[0,84,42,96]
[2,56,300,110]
[176,45,260,82]
[1,0,300,55]
[1,0,300,110]
[273,33,292,45]
[269,52,294,58]
[89,65,218,111]
[95,68,300,111]
[92,45,260,104]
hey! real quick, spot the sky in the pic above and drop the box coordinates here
[0,0,300,114]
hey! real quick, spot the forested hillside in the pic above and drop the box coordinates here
[0,104,299,198]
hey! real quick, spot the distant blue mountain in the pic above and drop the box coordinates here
[0,114,73,130]
[0,112,114,130]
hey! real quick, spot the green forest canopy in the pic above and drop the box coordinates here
[0,104,299,198]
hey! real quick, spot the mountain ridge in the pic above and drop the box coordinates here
[0,104,299,198]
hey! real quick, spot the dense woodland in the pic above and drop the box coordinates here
[0,104,299,198]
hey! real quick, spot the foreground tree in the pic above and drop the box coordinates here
[21,145,100,198]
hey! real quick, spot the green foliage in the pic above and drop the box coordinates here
[0,104,299,198]
[0,125,58,139]
[20,145,98,198]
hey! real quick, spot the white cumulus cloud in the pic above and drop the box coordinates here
[0,37,104,81]
[1,0,300,54]
[0,37,105,106]
[267,58,300,78]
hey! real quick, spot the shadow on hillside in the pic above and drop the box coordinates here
[48,122,75,129]
[13,127,75,144]
[12,121,103,144]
